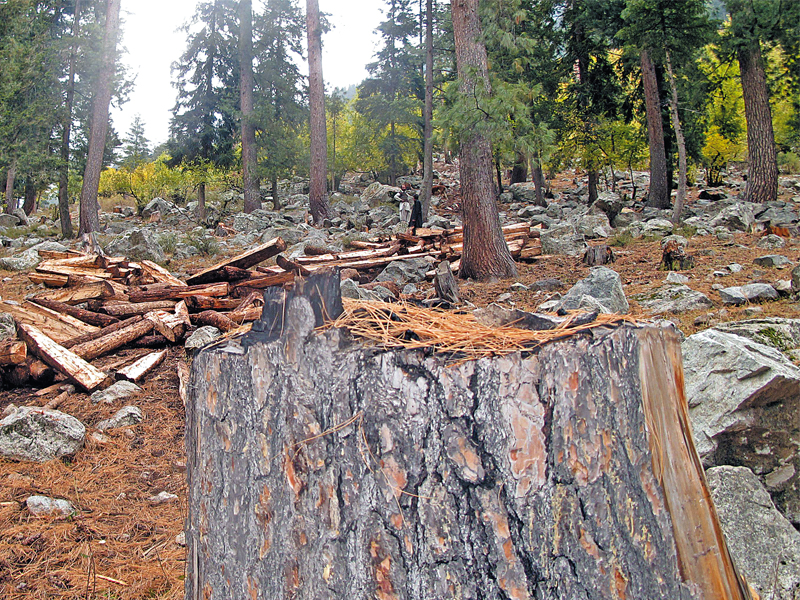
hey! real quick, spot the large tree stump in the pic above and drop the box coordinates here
[185,282,750,599]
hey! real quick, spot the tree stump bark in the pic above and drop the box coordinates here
[186,286,750,599]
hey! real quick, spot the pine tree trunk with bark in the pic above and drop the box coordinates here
[58,0,80,239]
[306,0,329,225]
[641,49,670,209]
[452,0,516,281]
[196,181,207,222]
[4,162,16,214]
[23,178,36,215]
[185,275,753,600]
[510,152,528,185]
[739,41,778,203]
[665,50,688,223]
[419,0,434,222]
[240,0,260,214]
[78,0,120,235]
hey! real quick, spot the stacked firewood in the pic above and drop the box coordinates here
[0,225,541,393]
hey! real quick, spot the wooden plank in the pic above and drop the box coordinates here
[294,242,402,266]
[71,318,155,361]
[17,324,109,392]
[127,282,230,304]
[31,280,115,305]
[37,250,85,261]
[30,297,120,328]
[140,260,187,287]
[116,350,168,382]
[186,237,287,285]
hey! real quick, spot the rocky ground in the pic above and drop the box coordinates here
[1,165,800,598]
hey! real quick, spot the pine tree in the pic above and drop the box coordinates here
[119,115,151,169]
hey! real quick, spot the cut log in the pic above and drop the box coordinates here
[0,340,26,365]
[227,306,262,324]
[184,295,244,312]
[127,282,229,304]
[71,318,155,361]
[139,260,186,287]
[28,272,70,287]
[62,315,144,349]
[30,297,120,328]
[219,265,257,281]
[186,237,287,285]
[102,300,177,317]
[174,300,192,328]
[187,297,752,598]
[294,242,403,266]
[37,250,85,261]
[276,254,311,276]
[17,323,109,392]
[35,263,112,279]
[130,334,170,348]
[7,358,53,387]
[1,300,98,344]
[231,271,295,291]
[191,310,238,333]
[145,311,186,343]
[116,350,168,382]
[31,280,115,305]
[434,260,460,303]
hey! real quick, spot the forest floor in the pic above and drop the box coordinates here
[2,178,800,598]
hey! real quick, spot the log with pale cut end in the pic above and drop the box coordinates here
[185,237,287,285]
[116,350,167,382]
[0,341,26,366]
[139,260,186,287]
[144,311,185,343]
[127,282,229,304]
[191,310,238,332]
[70,318,154,361]
[185,276,751,600]
[1,300,98,344]
[17,323,108,392]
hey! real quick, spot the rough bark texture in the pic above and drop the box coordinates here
[23,178,36,216]
[197,181,207,222]
[665,50,687,223]
[4,162,16,214]
[58,0,80,239]
[739,42,779,203]
[306,0,329,225]
[186,313,750,599]
[419,0,434,222]
[239,0,260,214]
[78,0,120,235]
[451,0,517,281]
[641,49,670,210]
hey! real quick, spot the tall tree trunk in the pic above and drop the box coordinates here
[240,0,259,214]
[452,0,516,281]
[587,170,599,204]
[197,181,207,222]
[58,0,80,239]
[4,162,17,214]
[306,0,329,224]
[739,41,778,203]
[510,151,528,184]
[532,152,546,207]
[23,178,36,216]
[572,11,598,204]
[419,0,434,221]
[641,48,670,209]
[78,0,121,235]
[271,177,281,210]
[665,50,688,224]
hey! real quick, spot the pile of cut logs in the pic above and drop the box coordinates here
[0,224,541,393]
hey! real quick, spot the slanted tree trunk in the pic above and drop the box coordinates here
[419,0,434,222]
[739,41,778,203]
[453,0,516,280]
[58,0,81,239]
[641,48,670,209]
[4,162,17,214]
[665,50,688,224]
[23,178,36,215]
[240,0,260,214]
[306,0,329,224]
[78,0,120,235]
[186,277,753,600]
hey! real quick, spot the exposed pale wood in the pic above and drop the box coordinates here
[36,263,112,279]
[191,310,238,332]
[346,240,384,249]
[116,350,167,382]
[145,311,185,343]
[186,237,287,285]
[17,323,109,392]
[32,280,115,305]
[102,300,177,317]
[228,306,262,324]
[28,272,70,287]
[44,385,75,410]
[34,382,67,397]
[0,300,97,344]
[38,254,102,269]
[276,254,311,276]
[232,271,295,290]
[184,296,244,312]
[434,261,460,304]
[71,318,155,361]
[175,300,192,327]
[177,361,190,407]
[0,341,27,365]
[127,282,229,303]
[140,260,186,287]
[30,297,119,328]
[294,242,402,266]
[37,250,85,261]
[62,315,143,349]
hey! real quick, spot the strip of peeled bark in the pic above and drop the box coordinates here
[641,48,670,210]
[738,41,779,203]
[451,0,516,281]
[186,301,751,598]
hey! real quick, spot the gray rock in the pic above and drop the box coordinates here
[361,182,400,206]
[758,234,786,250]
[141,197,179,219]
[149,491,178,505]
[592,191,623,221]
[635,285,713,315]
[473,304,564,331]
[0,241,68,271]
[719,283,779,305]
[540,223,588,257]
[509,182,545,206]
[340,278,361,300]
[557,267,629,314]
[233,211,271,233]
[683,329,800,523]
[12,208,29,227]
[185,326,222,352]
[0,407,85,462]
[0,313,16,341]
[573,213,612,239]
[90,381,141,405]
[105,228,166,263]
[728,263,744,273]
[95,406,144,431]
[709,203,755,231]
[0,214,21,228]
[665,272,689,284]
[529,278,563,292]
[641,218,673,237]
[715,318,800,353]
[26,495,75,517]
[375,257,433,286]
[753,255,792,268]
[706,466,800,600]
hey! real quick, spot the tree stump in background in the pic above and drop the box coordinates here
[185,278,751,600]
[582,244,615,267]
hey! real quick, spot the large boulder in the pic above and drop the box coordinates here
[706,466,800,600]
[233,210,272,233]
[572,213,613,239]
[634,284,713,315]
[540,223,588,257]
[719,283,778,305]
[0,241,69,272]
[709,203,755,232]
[361,182,401,206]
[557,267,629,314]
[509,182,546,206]
[682,329,800,524]
[105,228,166,263]
[375,257,434,286]
[0,407,85,462]
[141,197,184,224]
[715,318,800,353]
